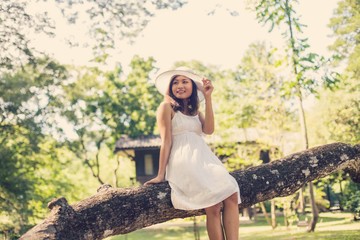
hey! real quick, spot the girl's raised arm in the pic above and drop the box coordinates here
[199,78,214,135]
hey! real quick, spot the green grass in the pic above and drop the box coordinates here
[110,227,208,240]
[241,230,360,240]
[108,212,360,240]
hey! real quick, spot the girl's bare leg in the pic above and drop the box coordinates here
[205,203,224,240]
[223,193,239,240]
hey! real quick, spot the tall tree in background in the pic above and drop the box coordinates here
[326,0,360,144]
[237,42,297,148]
[309,0,360,218]
[0,59,82,237]
[237,42,298,229]
[253,0,339,232]
[328,0,360,64]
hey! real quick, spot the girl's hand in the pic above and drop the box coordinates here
[202,78,213,98]
[144,175,165,186]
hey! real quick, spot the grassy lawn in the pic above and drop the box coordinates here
[108,212,360,240]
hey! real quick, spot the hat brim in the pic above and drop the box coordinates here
[155,69,204,101]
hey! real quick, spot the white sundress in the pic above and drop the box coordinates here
[165,111,241,210]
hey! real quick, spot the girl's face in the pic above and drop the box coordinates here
[171,75,193,99]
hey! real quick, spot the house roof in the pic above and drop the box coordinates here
[114,135,161,152]
[114,128,262,153]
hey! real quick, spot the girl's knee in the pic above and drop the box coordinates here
[205,203,222,217]
[224,193,238,205]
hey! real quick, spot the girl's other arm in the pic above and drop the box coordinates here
[144,102,172,185]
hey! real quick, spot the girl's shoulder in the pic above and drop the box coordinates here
[158,101,172,111]
[157,101,175,118]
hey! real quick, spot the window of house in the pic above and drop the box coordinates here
[144,154,154,175]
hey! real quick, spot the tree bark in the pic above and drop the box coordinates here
[20,142,360,240]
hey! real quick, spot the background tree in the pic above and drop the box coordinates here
[252,0,340,231]
[0,59,88,237]
[59,56,162,186]
[326,0,359,145]
[307,0,360,218]
[327,0,360,63]
[234,41,299,228]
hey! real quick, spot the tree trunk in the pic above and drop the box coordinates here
[259,202,271,226]
[271,199,277,229]
[246,207,254,220]
[299,186,305,214]
[283,198,289,229]
[20,142,360,240]
[193,216,200,240]
[307,181,319,232]
[253,204,257,223]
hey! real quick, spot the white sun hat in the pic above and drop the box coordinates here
[154,66,205,101]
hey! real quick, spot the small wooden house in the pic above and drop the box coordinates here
[114,135,161,184]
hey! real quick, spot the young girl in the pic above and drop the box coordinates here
[145,67,241,240]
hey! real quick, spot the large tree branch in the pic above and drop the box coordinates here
[20,142,360,240]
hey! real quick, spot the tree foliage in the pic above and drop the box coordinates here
[251,0,340,231]
[54,0,186,62]
[211,42,297,173]
[328,0,360,62]
[0,0,186,69]
[254,0,339,96]
[306,1,360,219]
[324,0,360,144]
[0,0,55,70]
[58,56,161,185]
[307,0,359,146]
[0,60,82,237]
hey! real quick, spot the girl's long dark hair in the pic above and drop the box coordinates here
[168,75,199,115]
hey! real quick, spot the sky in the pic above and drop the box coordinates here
[29,0,340,73]
[122,0,339,71]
